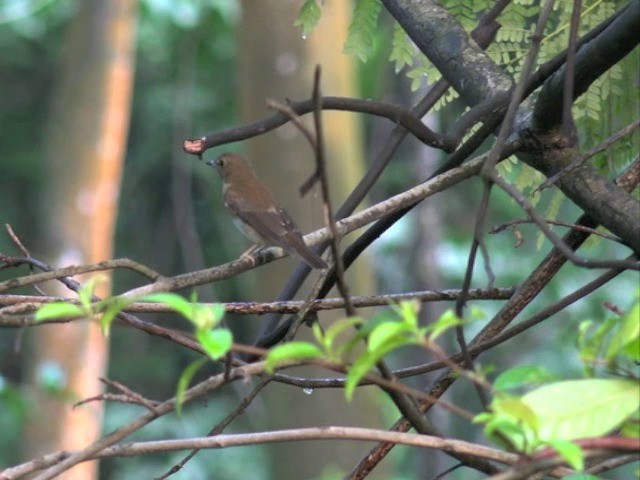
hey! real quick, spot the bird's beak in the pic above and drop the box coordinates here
[206,159,215,167]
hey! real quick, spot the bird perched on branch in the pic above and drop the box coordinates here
[206,153,327,269]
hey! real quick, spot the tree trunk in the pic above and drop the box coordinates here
[22,2,137,479]
[237,1,381,478]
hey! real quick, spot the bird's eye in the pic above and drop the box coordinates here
[217,158,225,168]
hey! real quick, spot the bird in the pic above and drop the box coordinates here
[206,153,328,269]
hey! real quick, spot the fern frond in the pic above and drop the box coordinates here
[389,22,415,73]
[344,0,382,62]
[294,0,321,39]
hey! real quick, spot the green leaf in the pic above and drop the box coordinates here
[622,337,640,363]
[175,358,207,416]
[493,365,557,391]
[99,298,130,337]
[322,317,364,352]
[311,321,325,346]
[196,328,233,360]
[393,300,420,329]
[482,415,531,451]
[492,395,539,431]
[265,342,323,373]
[193,303,226,330]
[343,0,382,62]
[545,439,584,471]
[294,0,321,39]
[338,314,389,358]
[606,301,640,360]
[467,305,488,322]
[478,395,539,452]
[345,336,407,401]
[77,275,109,312]
[578,317,618,372]
[620,413,640,438]
[522,379,640,441]
[368,321,413,352]
[141,293,195,320]
[427,309,462,340]
[345,351,378,401]
[35,302,85,322]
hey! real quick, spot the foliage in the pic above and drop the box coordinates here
[35,275,126,336]
[296,0,639,221]
[578,294,640,375]
[476,300,640,470]
[3,1,638,478]
[267,301,483,400]
[343,0,383,62]
[36,290,231,414]
[267,297,639,473]
[294,0,321,39]
[476,377,639,470]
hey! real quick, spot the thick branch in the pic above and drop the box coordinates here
[382,0,512,106]
[533,1,640,132]
[518,141,640,252]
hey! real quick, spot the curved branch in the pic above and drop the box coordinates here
[184,96,455,155]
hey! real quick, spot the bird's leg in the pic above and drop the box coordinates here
[239,244,262,266]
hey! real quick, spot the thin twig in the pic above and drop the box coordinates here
[156,377,272,480]
[490,218,622,243]
[310,66,355,317]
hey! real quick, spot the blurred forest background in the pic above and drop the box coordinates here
[0,1,638,479]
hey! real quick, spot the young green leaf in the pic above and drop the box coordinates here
[175,358,207,416]
[545,439,584,471]
[323,317,364,349]
[606,301,640,360]
[141,292,195,320]
[481,414,531,452]
[622,337,640,363]
[367,321,414,352]
[493,365,558,391]
[99,298,130,337]
[35,302,85,322]
[578,317,618,374]
[491,395,539,432]
[196,328,233,361]
[392,299,420,329]
[426,309,462,341]
[345,336,408,401]
[193,303,226,330]
[477,395,539,452]
[265,342,323,373]
[77,275,102,311]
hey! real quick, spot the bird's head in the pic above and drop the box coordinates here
[207,153,255,183]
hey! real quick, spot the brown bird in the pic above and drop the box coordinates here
[206,153,327,269]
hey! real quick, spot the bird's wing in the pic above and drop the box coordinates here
[225,189,327,269]
[225,188,299,245]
